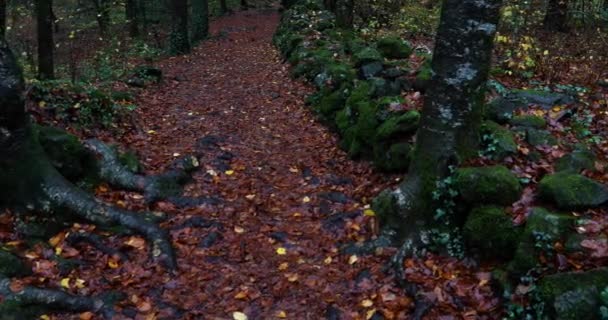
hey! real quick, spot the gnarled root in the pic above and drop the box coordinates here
[0,276,115,319]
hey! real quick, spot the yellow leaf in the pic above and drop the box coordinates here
[39,315,51,320]
[348,255,358,265]
[324,256,332,264]
[60,278,71,289]
[147,130,156,134]
[234,291,248,300]
[363,209,375,217]
[38,101,46,108]
[49,232,65,247]
[75,278,86,289]
[302,196,311,203]
[55,246,63,255]
[278,262,289,271]
[287,273,299,282]
[552,106,562,112]
[276,247,287,255]
[543,50,549,55]
[366,309,377,319]
[225,170,235,175]
[108,260,119,269]
[361,299,374,307]
[277,311,287,318]
[125,237,146,250]
[232,311,248,320]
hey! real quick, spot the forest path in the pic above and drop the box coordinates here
[111,8,399,319]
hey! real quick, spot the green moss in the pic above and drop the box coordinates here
[0,299,46,320]
[376,36,412,59]
[481,121,518,159]
[526,128,558,146]
[37,125,97,181]
[373,142,411,172]
[539,172,608,209]
[538,268,608,320]
[314,87,347,120]
[118,149,141,173]
[555,149,596,173]
[375,111,420,140]
[372,189,401,231]
[463,206,522,259]
[454,165,522,206]
[352,47,383,67]
[335,106,354,134]
[509,115,547,128]
[414,58,432,90]
[509,207,575,273]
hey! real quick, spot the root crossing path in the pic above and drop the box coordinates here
[76,9,403,319]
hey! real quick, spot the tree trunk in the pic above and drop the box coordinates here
[36,0,54,80]
[544,0,569,32]
[220,0,228,14]
[169,0,190,54]
[335,0,354,29]
[191,0,209,43]
[0,0,6,39]
[241,0,248,9]
[92,0,110,34]
[324,0,336,12]
[375,0,502,248]
[126,0,139,37]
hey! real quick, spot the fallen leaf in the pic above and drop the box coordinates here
[233,311,248,320]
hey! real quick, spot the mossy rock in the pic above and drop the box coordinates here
[538,172,608,210]
[373,142,411,172]
[369,77,402,97]
[481,121,517,159]
[463,206,522,259]
[375,110,420,140]
[555,149,597,173]
[526,128,558,146]
[37,125,97,181]
[485,89,575,123]
[352,47,383,67]
[376,36,412,59]
[414,59,432,91]
[346,81,374,111]
[314,87,347,120]
[335,106,354,134]
[454,165,522,206]
[0,250,28,277]
[509,207,575,273]
[538,268,608,320]
[359,61,384,79]
[509,115,546,128]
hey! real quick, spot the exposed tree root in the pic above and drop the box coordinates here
[66,232,128,261]
[0,276,115,319]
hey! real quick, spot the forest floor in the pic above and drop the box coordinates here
[15,8,503,320]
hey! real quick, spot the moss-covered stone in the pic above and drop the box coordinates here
[414,59,432,91]
[538,268,608,320]
[509,207,575,273]
[485,89,575,123]
[481,121,518,159]
[555,149,597,173]
[373,142,411,172]
[0,250,28,277]
[509,115,547,128]
[375,110,420,140]
[352,47,383,67]
[454,165,522,206]
[463,206,522,259]
[359,61,384,79]
[526,128,558,146]
[376,36,412,59]
[538,172,608,209]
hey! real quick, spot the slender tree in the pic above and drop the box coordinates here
[241,0,248,9]
[191,0,209,43]
[36,0,54,79]
[375,0,502,257]
[335,0,353,29]
[0,0,6,39]
[126,0,139,37]
[169,0,190,54]
[219,0,228,15]
[91,0,110,34]
[544,0,569,32]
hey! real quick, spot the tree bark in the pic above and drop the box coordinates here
[191,0,209,43]
[335,0,354,29]
[544,0,569,32]
[36,0,54,80]
[169,0,190,54]
[126,0,139,37]
[375,0,502,247]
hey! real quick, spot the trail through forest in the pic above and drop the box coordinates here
[93,9,401,319]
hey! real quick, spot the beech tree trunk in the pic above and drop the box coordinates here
[220,0,228,14]
[0,0,6,39]
[544,0,569,32]
[375,0,502,247]
[126,0,139,37]
[335,0,353,29]
[36,0,54,80]
[191,0,209,43]
[92,0,110,34]
[169,0,190,54]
